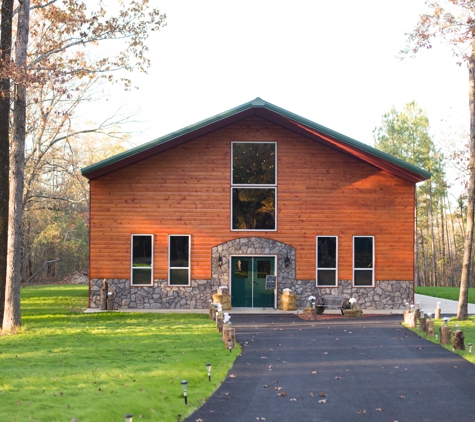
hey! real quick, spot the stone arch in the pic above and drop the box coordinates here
[211,237,296,294]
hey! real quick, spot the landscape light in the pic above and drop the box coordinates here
[420,309,424,318]
[427,313,432,320]
[443,317,449,327]
[405,302,409,310]
[468,343,472,354]
[227,338,232,353]
[181,380,188,405]
[206,363,212,381]
[455,323,460,331]
[124,414,133,422]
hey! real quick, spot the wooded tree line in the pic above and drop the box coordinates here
[0,0,166,332]
[374,101,471,289]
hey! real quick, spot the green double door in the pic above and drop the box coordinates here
[231,257,275,308]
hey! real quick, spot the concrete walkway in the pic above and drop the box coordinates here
[185,314,475,422]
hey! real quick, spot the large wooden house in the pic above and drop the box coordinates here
[81,98,430,311]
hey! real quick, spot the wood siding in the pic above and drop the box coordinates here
[89,117,415,282]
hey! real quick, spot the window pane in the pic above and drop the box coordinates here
[317,237,336,268]
[354,237,373,269]
[132,236,152,267]
[170,236,189,267]
[354,269,373,286]
[234,259,249,278]
[233,143,276,185]
[132,268,152,285]
[257,260,271,279]
[232,188,275,230]
[317,269,336,286]
[170,269,189,285]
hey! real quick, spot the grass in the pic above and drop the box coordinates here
[409,286,475,365]
[0,285,239,422]
[406,315,475,365]
[415,286,475,303]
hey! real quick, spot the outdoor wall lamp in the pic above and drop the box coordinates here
[206,363,212,381]
[124,414,133,422]
[284,255,291,268]
[181,380,188,404]
[227,338,232,353]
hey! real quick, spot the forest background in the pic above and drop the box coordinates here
[1,1,473,309]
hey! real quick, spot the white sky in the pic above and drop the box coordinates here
[97,0,469,181]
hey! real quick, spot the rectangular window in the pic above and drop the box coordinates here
[316,236,338,286]
[231,142,277,231]
[131,235,153,286]
[353,236,374,286]
[169,235,190,286]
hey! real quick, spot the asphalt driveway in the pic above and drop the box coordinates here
[185,314,475,422]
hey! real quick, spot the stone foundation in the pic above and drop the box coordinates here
[89,278,218,310]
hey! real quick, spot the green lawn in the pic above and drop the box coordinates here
[415,286,475,303]
[411,286,475,365]
[0,285,238,421]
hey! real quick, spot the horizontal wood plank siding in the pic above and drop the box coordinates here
[89,117,415,282]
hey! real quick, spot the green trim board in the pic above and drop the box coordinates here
[81,98,431,183]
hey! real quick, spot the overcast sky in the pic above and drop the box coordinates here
[96,0,469,165]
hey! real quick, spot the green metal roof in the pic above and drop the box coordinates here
[81,97,431,183]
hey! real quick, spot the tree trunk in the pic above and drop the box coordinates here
[3,0,30,333]
[458,40,475,321]
[0,0,14,328]
[428,180,437,286]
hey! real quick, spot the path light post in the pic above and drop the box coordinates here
[227,338,232,353]
[181,380,188,405]
[124,414,133,422]
[443,317,449,327]
[206,363,212,381]
[468,343,472,354]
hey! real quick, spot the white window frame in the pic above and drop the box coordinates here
[316,236,338,287]
[231,141,277,232]
[130,234,154,287]
[168,234,191,286]
[353,236,375,287]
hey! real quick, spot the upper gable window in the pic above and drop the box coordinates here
[231,142,276,231]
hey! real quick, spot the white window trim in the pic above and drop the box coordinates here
[316,236,338,287]
[231,141,277,232]
[168,234,191,286]
[353,235,375,287]
[130,234,154,287]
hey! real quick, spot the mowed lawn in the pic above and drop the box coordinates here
[0,285,238,421]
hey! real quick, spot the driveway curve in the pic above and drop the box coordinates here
[185,314,475,422]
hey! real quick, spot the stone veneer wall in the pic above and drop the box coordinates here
[292,279,413,310]
[89,236,412,310]
[89,278,217,309]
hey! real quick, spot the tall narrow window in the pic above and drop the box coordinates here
[316,236,338,286]
[231,142,276,231]
[353,236,374,286]
[169,235,190,286]
[131,235,153,286]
